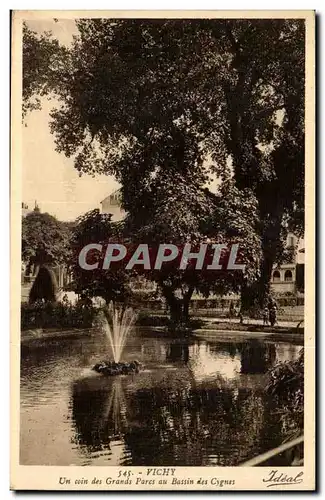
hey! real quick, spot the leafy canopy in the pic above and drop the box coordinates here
[22,209,70,266]
[23,19,305,307]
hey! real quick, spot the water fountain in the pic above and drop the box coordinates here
[92,303,141,376]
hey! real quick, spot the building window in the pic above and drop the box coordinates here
[288,236,294,247]
[273,270,281,282]
[284,270,293,281]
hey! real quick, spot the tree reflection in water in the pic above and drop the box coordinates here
[71,377,127,452]
[166,341,189,363]
[240,341,276,374]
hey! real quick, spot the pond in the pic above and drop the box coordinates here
[20,328,302,466]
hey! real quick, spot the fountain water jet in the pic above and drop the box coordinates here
[93,303,140,376]
[102,302,137,363]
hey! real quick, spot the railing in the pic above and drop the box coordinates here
[296,319,304,332]
[240,435,304,467]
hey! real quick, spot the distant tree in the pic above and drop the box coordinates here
[22,209,70,269]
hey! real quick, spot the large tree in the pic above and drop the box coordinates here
[124,178,260,327]
[23,18,305,308]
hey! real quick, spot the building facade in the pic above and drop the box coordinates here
[100,189,125,221]
[271,233,305,294]
[22,202,31,218]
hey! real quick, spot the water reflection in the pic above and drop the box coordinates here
[189,343,241,381]
[166,342,189,363]
[20,332,302,466]
[240,341,276,374]
[71,378,268,466]
[72,377,128,450]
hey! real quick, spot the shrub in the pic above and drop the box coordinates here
[266,349,304,438]
[29,266,58,303]
[136,312,205,330]
[21,300,96,330]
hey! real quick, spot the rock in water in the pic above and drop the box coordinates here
[92,360,141,376]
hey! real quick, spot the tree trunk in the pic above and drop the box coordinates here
[182,286,194,324]
[241,232,277,314]
[258,253,274,306]
[160,283,194,331]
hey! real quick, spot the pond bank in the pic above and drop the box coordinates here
[21,327,93,344]
[21,321,303,347]
[195,320,304,334]
[192,329,303,344]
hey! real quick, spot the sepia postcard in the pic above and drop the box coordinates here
[10,10,315,491]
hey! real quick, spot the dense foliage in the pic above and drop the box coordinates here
[23,22,68,117]
[22,209,70,267]
[68,184,260,329]
[69,209,132,303]
[124,179,261,327]
[21,299,95,330]
[266,349,304,439]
